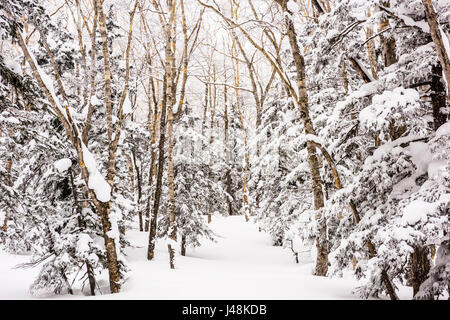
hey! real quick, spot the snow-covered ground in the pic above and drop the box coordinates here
[0,215,413,299]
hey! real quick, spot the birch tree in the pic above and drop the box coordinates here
[1,0,138,293]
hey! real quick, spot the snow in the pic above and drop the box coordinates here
[26,41,111,203]
[76,234,92,258]
[46,38,57,50]
[286,126,297,137]
[0,216,414,299]
[286,0,299,13]
[90,95,102,106]
[428,159,447,179]
[435,121,450,139]
[439,24,450,94]
[106,210,122,240]
[370,134,425,161]
[122,95,132,115]
[401,200,436,226]
[0,250,40,299]
[394,6,430,34]
[393,141,433,195]
[24,33,68,122]
[305,134,324,146]
[359,87,420,131]
[407,142,433,174]
[2,117,20,124]
[81,144,111,202]
[166,238,178,249]
[53,158,72,173]
[4,56,22,76]
[115,194,135,211]
[88,173,111,203]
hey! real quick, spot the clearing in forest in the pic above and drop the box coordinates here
[0,216,412,299]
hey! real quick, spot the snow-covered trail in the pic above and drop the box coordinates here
[0,215,412,299]
[115,216,360,299]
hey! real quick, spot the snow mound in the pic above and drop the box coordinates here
[90,95,103,106]
[435,121,450,139]
[401,200,437,226]
[54,158,72,173]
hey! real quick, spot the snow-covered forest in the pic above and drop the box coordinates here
[0,0,449,300]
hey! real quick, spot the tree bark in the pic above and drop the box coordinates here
[166,5,178,269]
[430,64,448,130]
[147,72,168,261]
[348,56,372,83]
[81,3,98,146]
[98,202,121,293]
[95,0,113,142]
[130,150,144,232]
[341,59,349,94]
[1,146,12,243]
[422,0,450,104]
[274,0,328,276]
[181,234,186,256]
[224,85,233,216]
[365,9,379,80]
[230,2,250,222]
[86,261,96,296]
[145,55,159,232]
[163,0,178,270]
[379,1,397,68]
[409,246,431,297]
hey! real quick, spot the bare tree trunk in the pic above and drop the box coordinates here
[1,143,12,243]
[275,0,328,276]
[224,83,233,216]
[97,0,138,293]
[147,73,168,261]
[165,0,178,270]
[81,3,98,146]
[409,246,431,297]
[137,2,161,234]
[430,64,448,130]
[341,59,349,95]
[181,234,186,256]
[348,56,372,83]
[202,82,209,136]
[145,56,159,232]
[131,149,144,232]
[98,203,121,293]
[230,1,250,222]
[86,261,96,296]
[365,8,378,80]
[167,47,177,269]
[209,64,218,144]
[379,1,397,68]
[127,154,136,194]
[380,34,397,68]
[422,0,450,104]
[95,0,114,142]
